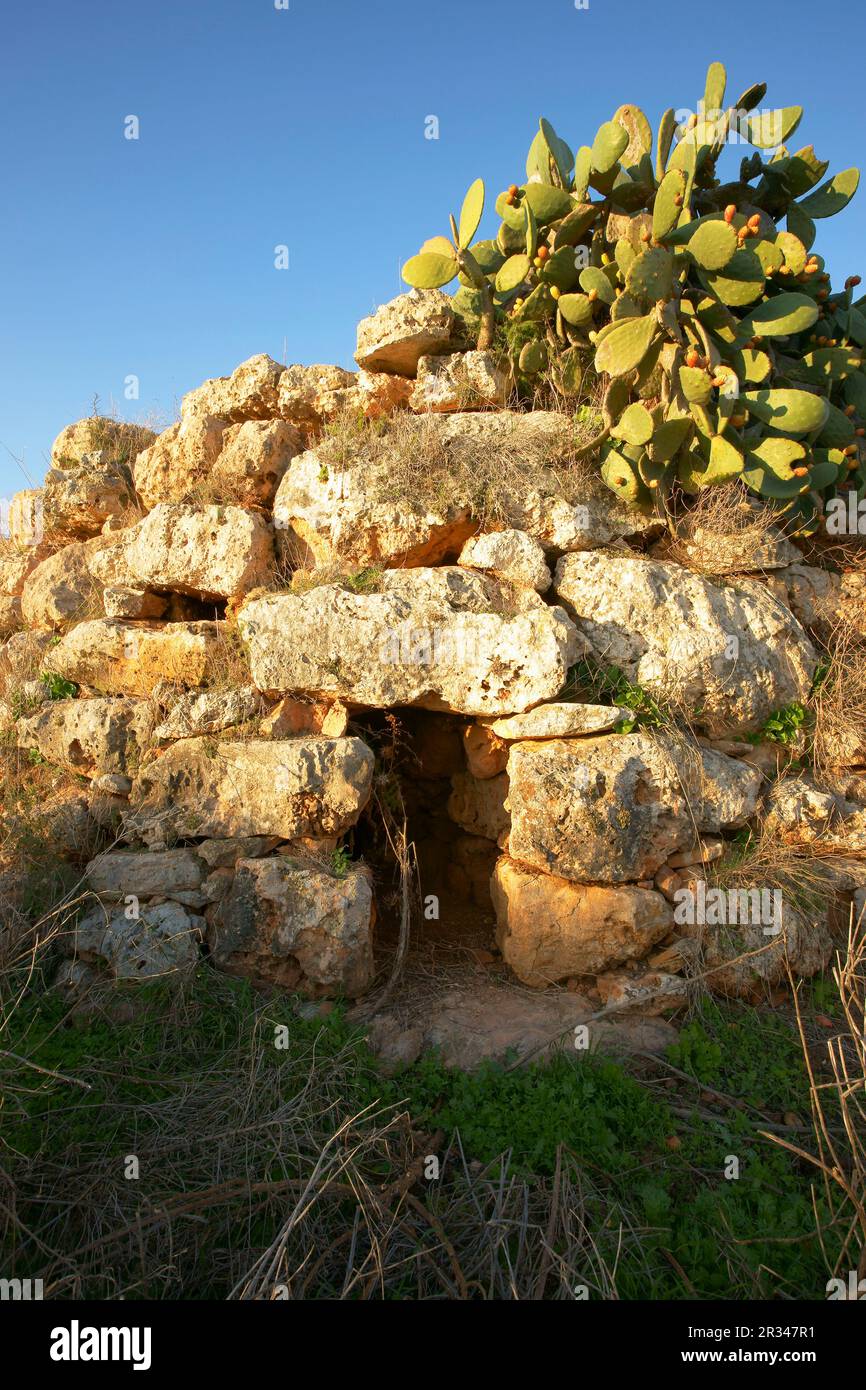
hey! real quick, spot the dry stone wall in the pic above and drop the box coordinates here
[2,288,864,1008]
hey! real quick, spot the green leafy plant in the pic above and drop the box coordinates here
[569,657,668,730]
[343,566,383,594]
[39,672,78,701]
[667,1021,724,1083]
[403,61,864,531]
[753,700,807,744]
[331,845,352,878]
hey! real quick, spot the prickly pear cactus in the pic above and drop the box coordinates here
[402,63,865,531]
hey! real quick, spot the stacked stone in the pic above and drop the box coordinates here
[2,288,864,1006]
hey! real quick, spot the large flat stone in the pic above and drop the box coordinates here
[355,290,464,377]
[506,733,762,884]
[125,503,273,601]
[210,855,374,997]
[44,619,226,696]
[492,856,673,987]
[125,736,374,844]
[16,696,153,776]
[238,567,580,716]
[554,551,817,736]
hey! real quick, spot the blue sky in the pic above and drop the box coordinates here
[2,0,864,499]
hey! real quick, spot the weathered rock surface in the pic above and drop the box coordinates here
[103,585,168,620]
[462,723,508,780]
[0,541,53,597]
[458,528,551,592]
[238,567,580,716]
[20,541,98,629]
[487,702,629,741]
[195,836,282,870]
[85,848,205,901]
[42,456,135,541]
[74,899,202,980]
[276,364,358,426]
[85,532,139,589]
[210,856,374,997]
[763,776,841,843]
[151,685,262,742]
[492,856,673,987]
[506,733,761,884]
[51,417,155,470]
[355,369,413,420]
[44,619,225,695]
[679,899,832,1000]
[125,736,374,844]
[212,420,302,507]
[259,696,348,739]
[762,775,866,851]
[16,697,153,776]
[776,564,866,642]
[596,969,689,1014]
[272,447,475,569]
[366,980,677,1071]
[410,350,508,412]
[181,353,284,422]
[124,504,273,601]
[447,771,510,842]
[506,490,659,552]
[355,290,464,377]
[554,552,817,736]
[132,416,228,508]
[6,490,44,548]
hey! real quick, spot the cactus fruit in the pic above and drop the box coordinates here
[402,62,863,526]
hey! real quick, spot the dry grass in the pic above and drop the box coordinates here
[173,475,267,511]
[0,740,103,973]
[660,482,795,577]
[287,562,384,596]
[794,529,866,577]
[0,920,648,1300]
[679,816,864,1002]
[199,620,252,694]
[314,403,603,531]
[812,610,866,779]
[762,913,866,1283]
[709,821,858,922]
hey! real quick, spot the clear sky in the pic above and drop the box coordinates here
[2,0,864,501]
